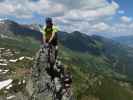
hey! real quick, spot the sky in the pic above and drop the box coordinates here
[0,0,133,37]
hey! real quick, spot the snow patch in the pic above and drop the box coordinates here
[6,84,12,90]
[0,63,7,66]
[25,56,34,60]
[2,70,9,74]
[0,59,7,62]
[18,81,21,85]
[0,48,5,50]
[19,56,25,60]
[6,95,16,100]
[9,59,18,63]
[23,80,26,84]
[0,69,9,74]
[0,79,13,90]
[0,69,3,72]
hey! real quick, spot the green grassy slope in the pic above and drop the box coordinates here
[59,45,133,100]
[1,37,133,100]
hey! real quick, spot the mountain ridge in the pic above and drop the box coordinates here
[1,19,133,100]
[113,35,133,47]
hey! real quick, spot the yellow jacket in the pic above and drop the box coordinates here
[40,25,59,41]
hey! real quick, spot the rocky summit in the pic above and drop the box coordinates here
[0,44,74,100]
[26,45,74,100]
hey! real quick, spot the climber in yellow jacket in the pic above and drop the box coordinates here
[40,17,59,60]
[41,17,59,47]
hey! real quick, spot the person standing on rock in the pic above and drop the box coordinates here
[40,17,59,60]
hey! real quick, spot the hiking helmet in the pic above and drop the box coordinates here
[45,17,52,24]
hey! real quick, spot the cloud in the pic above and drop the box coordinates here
[50,0,108,10]
[0,0,132,37]
[0,0,32,18]
[0,0,65,18]
[0,0,119,19]
[92,22,110,32]
[52,0,119,34]
[121,16,132,23]
[110,23,133,36]
[53,0,119,24]
[89,19,133,37]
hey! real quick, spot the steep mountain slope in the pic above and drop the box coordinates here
[59,32,133,80]
[1,37,133,100]
[58,31,104,55]
[0,19,42,41]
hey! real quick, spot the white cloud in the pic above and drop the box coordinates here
[92,22,110,32]
[0,0,65,18]
[0,1,15,15]
[110,22,133,36]
[0,0,119,19]
[121,16,132,23]
[0,0,133,37]
[52,0,119,34]
[55,1,119,24]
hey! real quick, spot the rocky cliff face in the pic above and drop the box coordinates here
[0,19,42,41]
[26,45,74,100]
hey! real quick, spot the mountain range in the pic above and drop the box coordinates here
[0,19,42,41]
[0,19,133,100]
[113,35,133,47]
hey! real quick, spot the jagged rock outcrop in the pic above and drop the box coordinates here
[27,45,74,100]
